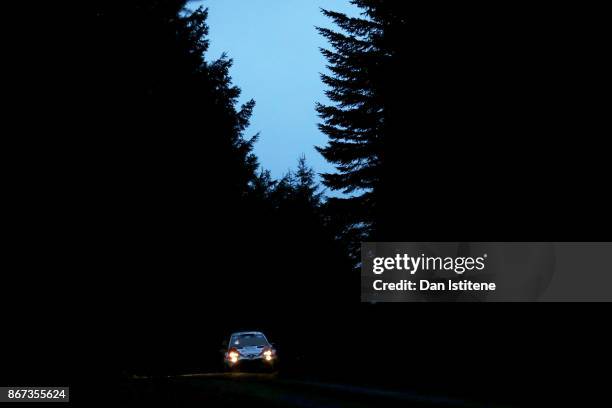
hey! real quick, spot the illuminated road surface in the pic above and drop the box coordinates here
[121,372,509,407]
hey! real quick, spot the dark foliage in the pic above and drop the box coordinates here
[315,6,610,405]
[7,0,352,383]
[319,1,610,244]
[65,0,353,376]
[4,3,608,405]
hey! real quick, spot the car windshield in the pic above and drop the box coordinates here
[230,333,268,348]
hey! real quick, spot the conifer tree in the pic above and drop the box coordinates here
[294,155,324,208]
[316,2,385,247]
[319,1,600,244]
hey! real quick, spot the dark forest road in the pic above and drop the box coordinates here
[119,373,510,407]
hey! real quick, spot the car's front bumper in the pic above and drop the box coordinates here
[227,357,275,370]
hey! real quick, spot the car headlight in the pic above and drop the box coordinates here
[263,350,273,361]
[228,349,239,363]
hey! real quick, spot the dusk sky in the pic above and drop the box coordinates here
[192,0,361,181]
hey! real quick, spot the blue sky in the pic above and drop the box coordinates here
[190,0,361,181]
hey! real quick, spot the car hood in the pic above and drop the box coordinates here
[237,346,264,357]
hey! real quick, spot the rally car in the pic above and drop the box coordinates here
[223,331,277,371]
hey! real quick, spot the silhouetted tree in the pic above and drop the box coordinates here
[319,1,612,245]
[82,1,356,376]
[293,156,324,207]
[316,3,385,253]
[79,1,280,374]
